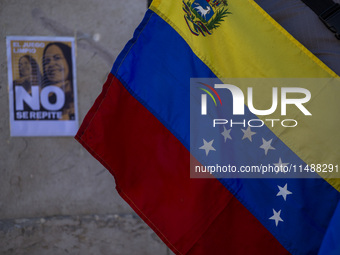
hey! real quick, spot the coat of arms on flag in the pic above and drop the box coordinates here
[183,0,231,36]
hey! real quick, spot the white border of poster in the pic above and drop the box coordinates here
[6,36,78,136]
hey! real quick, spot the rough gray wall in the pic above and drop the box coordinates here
[0,1,172,254]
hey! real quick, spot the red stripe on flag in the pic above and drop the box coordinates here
[75,73,289,254]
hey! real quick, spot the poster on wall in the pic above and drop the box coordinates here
[6,36,78,136]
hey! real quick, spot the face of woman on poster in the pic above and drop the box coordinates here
[19,56,32,78]
[43,45,69,84]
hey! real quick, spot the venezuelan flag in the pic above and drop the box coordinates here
[76,0,340,254]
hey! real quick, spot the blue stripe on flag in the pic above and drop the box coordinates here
[112,10,215,151]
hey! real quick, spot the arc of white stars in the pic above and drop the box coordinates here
[221,126,232,142]
[199,139,216,156]
[277,183,293,201]
[260,138,275,155]
[269,209,283,227]
[241,127,256,142]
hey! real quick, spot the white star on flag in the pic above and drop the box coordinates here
[274,158,289,174]
[199,139,216,156]
[260,138,275,155]
[269,209,283,227]
[221,126,232,142]
[277,183,293,201]
[241,126,256,142]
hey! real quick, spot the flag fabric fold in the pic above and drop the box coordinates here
[76,1,340,254]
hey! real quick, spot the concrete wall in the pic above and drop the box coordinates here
[0,1,172,254]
